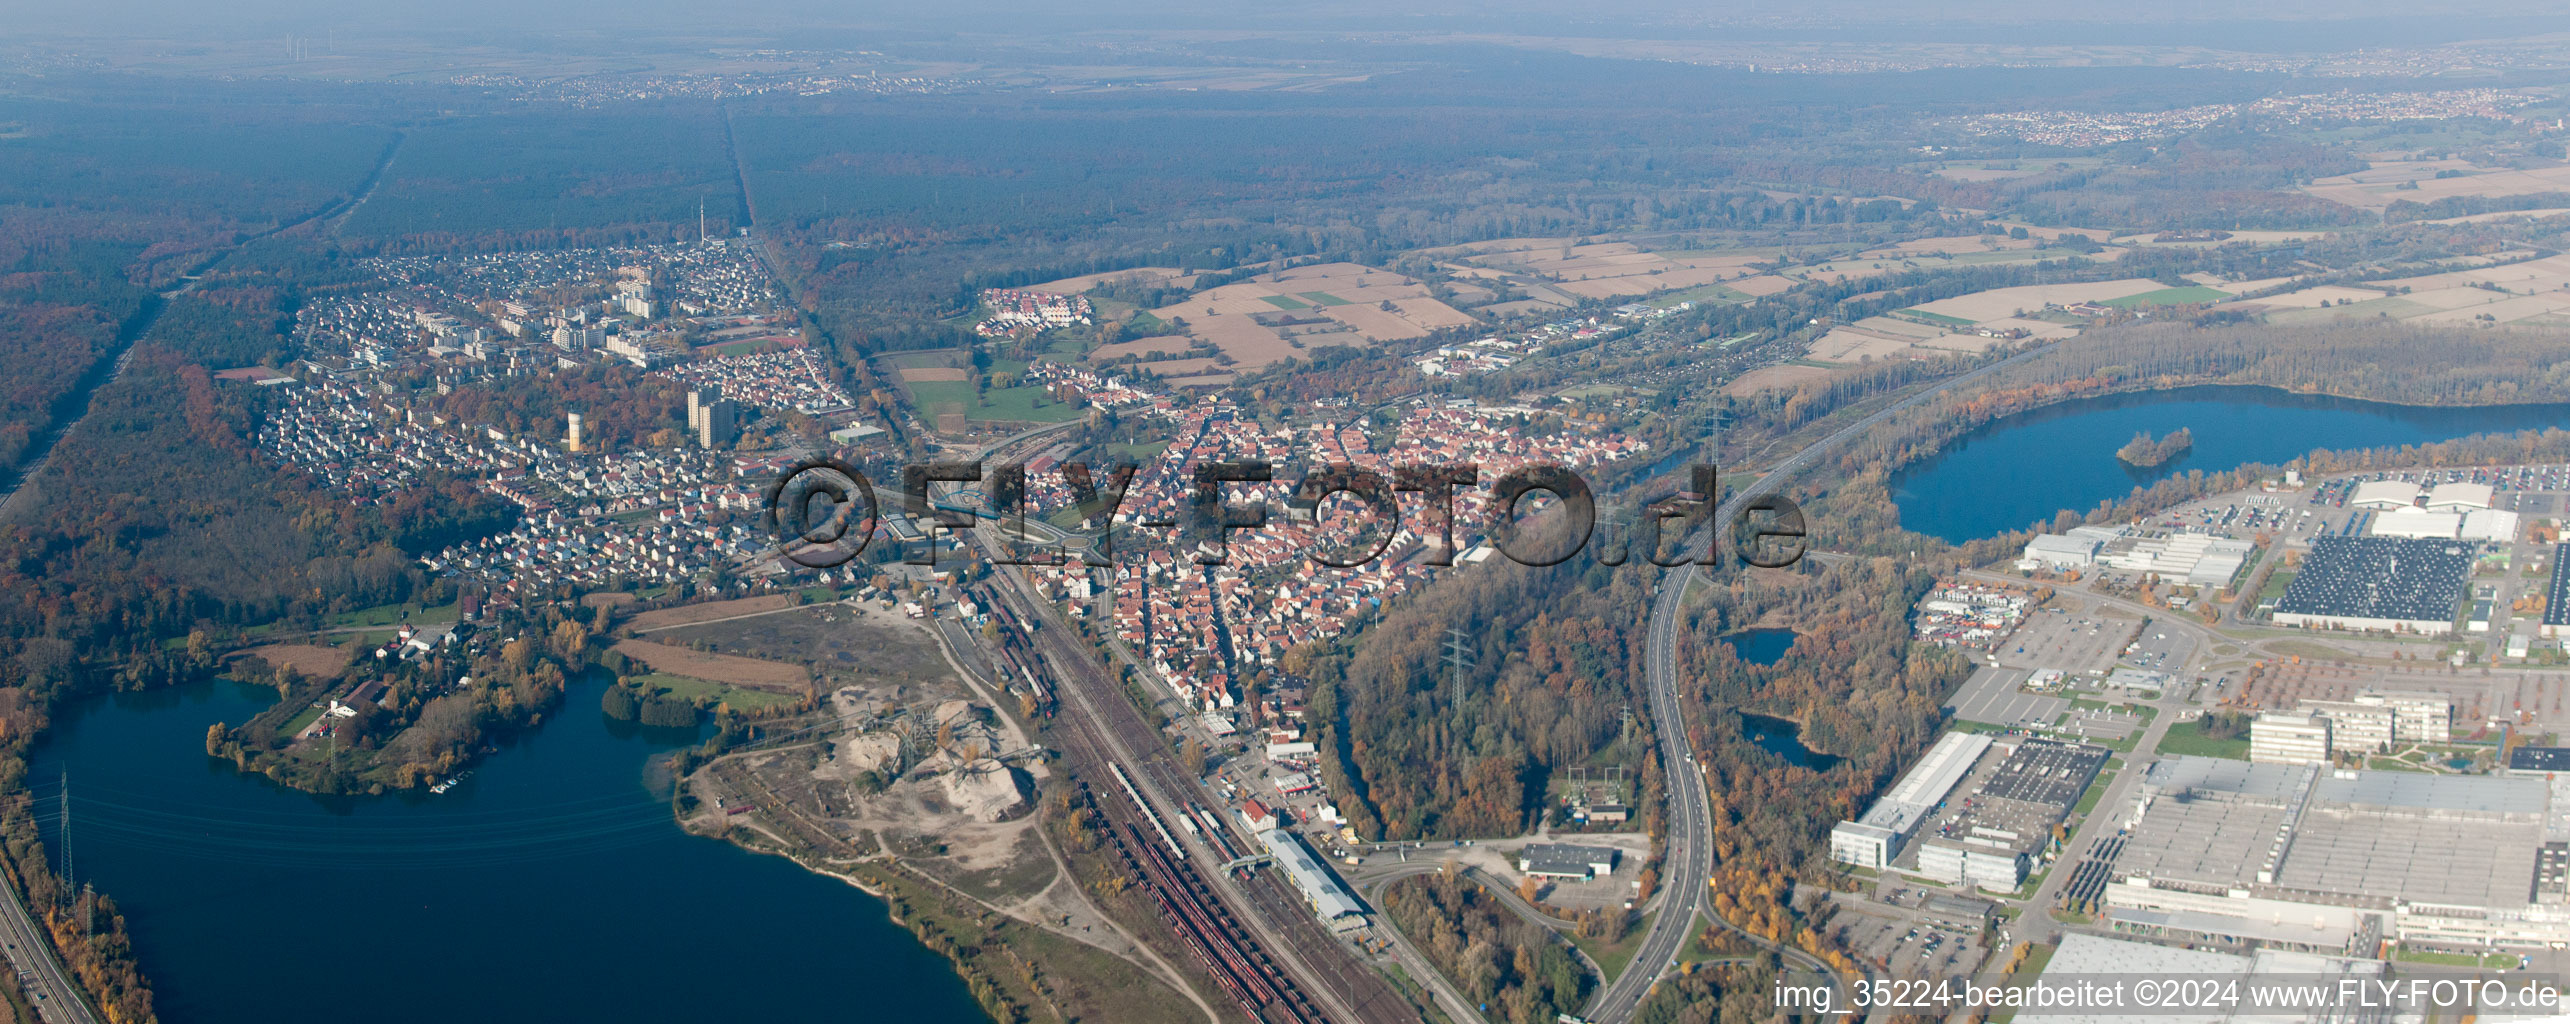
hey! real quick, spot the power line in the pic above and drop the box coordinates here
[1443,627,1474,688]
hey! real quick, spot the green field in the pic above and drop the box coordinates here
[1648,282,1754,308]
[2102,286,2232,308]
[902,362,1083,425]
[1297,291,1352,306]
[1893,308,1977,327]
[2266,296,2434,324]
[278,704,325,739]
[883,350,966,370]
[2257,569,2297,607]
[630,672,800,711]
[328,600,459,630]
[1571,912,1654,981]
[2155,718,2249,760]
[1259,294,1310,310]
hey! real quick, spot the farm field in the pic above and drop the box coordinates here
[1143,261,1474,374]
[238,644,350,679]
[1420,237,1766,301]
[1724,364,1834,396]
[1905,278,2167,321]
[2101,286,2232,307]
[2304,161,2570,210]
[651,603,956,691]
[1088,334,1195,361]
[2216,253,2570,327]
[626,594,799,632]
[895,356,1082,428]
[611,639,811,693]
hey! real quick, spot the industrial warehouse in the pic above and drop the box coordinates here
[1831,734,2107,892]
[1830,731,1992,871]
[2271,536,2475,634]
[2100,755,2570,954]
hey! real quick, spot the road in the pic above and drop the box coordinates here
[0,133,406,519]
[1589,343,2061,1023]
[0,879,98,1024]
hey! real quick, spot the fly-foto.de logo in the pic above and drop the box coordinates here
[764,459,1807,572]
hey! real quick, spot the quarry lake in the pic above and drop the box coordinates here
[1890,385,2570,544]
[31,676,981,1024]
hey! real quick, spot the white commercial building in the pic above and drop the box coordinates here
[2349,480,2421,509]
[2099,532,2256,587]
[2361,690,2452,743]
[2369,506,2463,539]
[2250,712,2332,765]
[1916,838,2027,892]
[2425,481,2496,511]
[2022,533,2104,569]
[1829,731,1992,870]
[2107,758,2569,953]
[2462,508,2522,543]
[2295,699,2393,753]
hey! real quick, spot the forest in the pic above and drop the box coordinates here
[1307,539,1660,842]
[336,104,745,252]
[0,87,394,483]
[1379,868,1588,1024]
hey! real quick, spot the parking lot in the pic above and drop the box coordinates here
[2055,705,2140,742]
[1946,665,2068,728]
[2119,627,2197,674]
[1995,605,2139,676]
[1830,909,1984,977]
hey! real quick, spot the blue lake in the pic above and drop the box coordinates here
[1718,627,1799,666]
[1739,712,1841,770]
[1890,385,2570,543]
[31,677,986,1024]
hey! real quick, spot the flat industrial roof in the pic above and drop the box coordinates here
[2275,808,2540,909]
[2144,755,2313,803]
[1258,830,1364,919]
[2023,934,2247,1024]
[1856,731,1993,834]
[2109,906,2361,950]
[2425,481,2495,509]
[2117,793,2296,891]
[2311,770,2549,817]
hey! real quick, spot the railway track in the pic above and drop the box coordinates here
[949,422,1427,1024]
[1036,655,1328,1024]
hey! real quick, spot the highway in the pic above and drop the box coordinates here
[1587,342,2061,1023]
[0,879,98,1024]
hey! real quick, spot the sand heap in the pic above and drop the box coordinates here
[941,758,1027,822]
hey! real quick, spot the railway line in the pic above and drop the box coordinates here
[979,565,1415,1024]
[1023,610,1330,1024]
[937,424,1422,1023]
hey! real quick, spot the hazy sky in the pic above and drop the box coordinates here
[5,0,2565,47]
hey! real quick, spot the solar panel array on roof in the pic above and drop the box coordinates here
[2546,545,2570,630]
[1979,739,2110,810]
[2272,536,2472,629]
[2512,746,2570,772]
